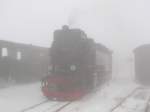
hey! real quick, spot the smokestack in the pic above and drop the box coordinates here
[68,9,79,27]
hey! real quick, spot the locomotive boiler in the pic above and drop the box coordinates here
[41,25,112,101]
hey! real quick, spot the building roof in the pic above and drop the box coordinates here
[134,44,150,53]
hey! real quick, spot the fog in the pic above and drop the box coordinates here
[0,0,150,78]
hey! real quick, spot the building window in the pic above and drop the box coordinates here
[2,48,8,57]
[17,51,22,60]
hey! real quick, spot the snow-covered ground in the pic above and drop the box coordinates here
[0,83,46,112]
[0,80,148,112]
[113,89,150,112]
[59,80,138,112]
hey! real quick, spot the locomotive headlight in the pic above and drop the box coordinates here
[41,81,45,87]
[70,65,76,71]
[42,80,48,87]
[45,81,48,86]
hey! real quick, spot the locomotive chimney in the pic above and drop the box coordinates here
[62,25,69,30]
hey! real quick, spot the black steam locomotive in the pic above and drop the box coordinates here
[41,25,112,101]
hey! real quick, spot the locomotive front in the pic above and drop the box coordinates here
[42,26,96,101]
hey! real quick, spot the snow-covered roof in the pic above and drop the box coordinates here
[134,44,150,53]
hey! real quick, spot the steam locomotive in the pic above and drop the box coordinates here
[41,25,112,101]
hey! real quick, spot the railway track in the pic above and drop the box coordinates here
[20,100,72,112]
[108,87,150,112]
[20,100,49,112]
[19,81,107,112]
[110,87,144,112]
[19,87,149,112]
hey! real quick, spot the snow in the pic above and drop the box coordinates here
[0,83,46,112]
[0,80,149,112]
[59,80,138,112]
[113,89,150,112]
